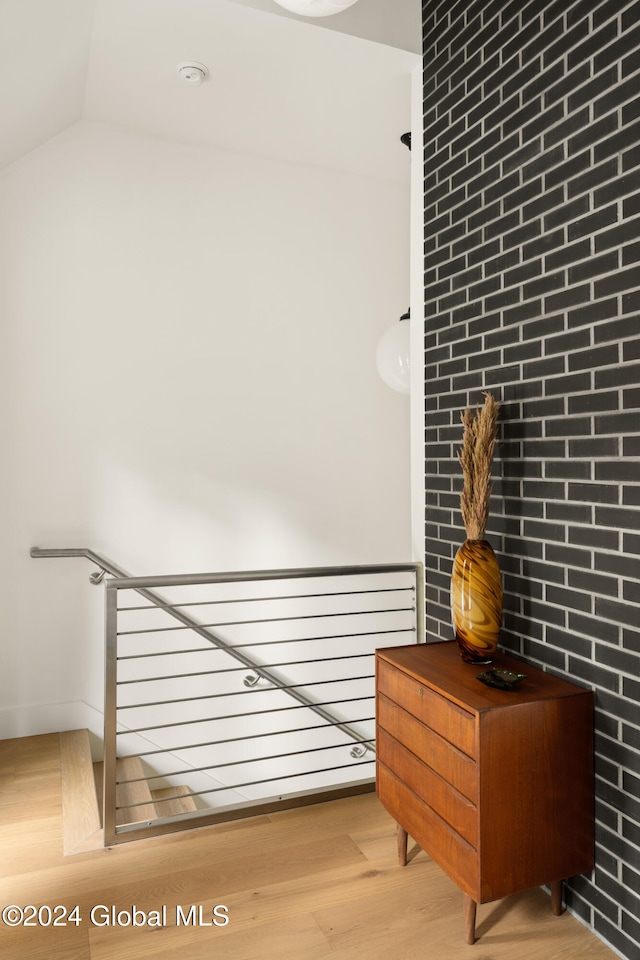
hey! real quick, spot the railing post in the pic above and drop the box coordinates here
[103,580,118,846]
[415,562,425,643]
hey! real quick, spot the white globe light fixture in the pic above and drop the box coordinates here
[376,310,410,395]
[272,0,359,16]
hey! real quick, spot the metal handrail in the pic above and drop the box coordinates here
[31,547,424,755]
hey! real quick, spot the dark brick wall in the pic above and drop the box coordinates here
[422,0,640,956]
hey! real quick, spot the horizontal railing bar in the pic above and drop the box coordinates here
[118,585,415,612]
[117,739,375,785]
[115,606,415,636]
[117,758,374,810]
[117,675,373,710]
[30,548,419,585]
[106,561,422,591]
[116,652,374,685]
[116,627,415,660]
[125,717,375,757]
[31,546,130,576]
[117,695,374,734]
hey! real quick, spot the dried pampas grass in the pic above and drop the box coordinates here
[458,392,500,541]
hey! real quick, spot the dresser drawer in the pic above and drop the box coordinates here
[377,660,476,756]
[377,728,478,846]
[378,694,477,803]
[377,762,479,900]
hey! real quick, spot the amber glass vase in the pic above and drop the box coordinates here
[451,539,502,663]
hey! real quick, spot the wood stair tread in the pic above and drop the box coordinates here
[116,756,157,825]
[62,734,199,841]
[152,785,198,817]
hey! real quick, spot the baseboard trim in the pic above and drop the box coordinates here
[0,701,104,754]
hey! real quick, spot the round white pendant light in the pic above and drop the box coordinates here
[376,311,410,395]
[272,0,359,17]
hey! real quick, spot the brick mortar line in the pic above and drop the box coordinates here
[424,283,627,320]
[426,2,640,104]
[426,87,638,182]
[426,182,638,261]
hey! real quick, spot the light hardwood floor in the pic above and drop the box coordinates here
[0,733,620,960]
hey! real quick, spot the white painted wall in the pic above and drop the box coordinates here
[0,120,412,739]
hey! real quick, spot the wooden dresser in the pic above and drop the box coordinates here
[375,641,594,943]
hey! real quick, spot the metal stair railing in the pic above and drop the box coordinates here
[31,547,424,845]
[30,547,423,750]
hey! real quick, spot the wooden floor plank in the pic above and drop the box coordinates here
[200,850,440,931]
[317,861,603,958]
[0,815,64,875]
[0,921,91,960]
[89,912,330,960]
[313,880,619,960]
[0,828,365,915]
[0,732,59,760]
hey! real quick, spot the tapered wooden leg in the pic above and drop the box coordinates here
[464,895,477,944]
[397,824,408,866]
[551,879,564,916]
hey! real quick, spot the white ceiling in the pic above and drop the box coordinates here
[224,0,421,51]
[0,0,421,179]
[0,0,96,170]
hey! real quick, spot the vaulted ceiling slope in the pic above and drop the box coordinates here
[0,0,97,170]
[0,0,421,179]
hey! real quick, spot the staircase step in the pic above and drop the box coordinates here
[59,730,103,855]
[116,756,157,825]
[152,785,198,818]
[61,737,196,844]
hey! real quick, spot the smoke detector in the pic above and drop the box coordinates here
[177,62,209,86]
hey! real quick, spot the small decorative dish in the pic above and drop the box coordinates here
[477,668,527,691]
